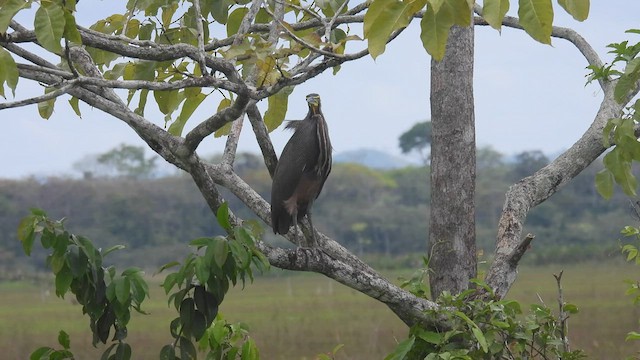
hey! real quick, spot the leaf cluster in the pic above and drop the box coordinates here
[18,208,149,360]
[157,203,268,359]
[618,225,640,351]
[387,280,585,360]
[592,31,640,199]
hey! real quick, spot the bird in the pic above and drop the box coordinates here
[270,93,332,246]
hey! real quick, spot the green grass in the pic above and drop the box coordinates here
[1,262,638,359]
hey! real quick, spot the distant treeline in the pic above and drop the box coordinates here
[0,149,633,274]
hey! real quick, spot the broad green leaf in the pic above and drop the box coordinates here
[557,0,589,21]
[363,0,393,38]
[135,89,149,116]
[482,0,510,30]
[68,97,81,117]
[595,169,614,199]
[34,2,65,54]
[159,345,175,360]
[603,148,637,197]
[139,22,155,40]
[168,90,206,136]
[614,58,640,103]
[444,0,472,26]
[626,331,640,341]
[216,202,232,232]
[227,7,248,37]
[518,0,553,44]
[0,0,32,33]
[63,10,82,44]
[38,87,56,119]
[212,237,229,267]
[58,330,70,349]
[214,97,233,137]
[384,336,415,360]
[55,266,73,297]
[420,4,453,61]
[153,89,183,116]
[125,18,140,38]
[114,276,131,304]
[264,86,293,132]
[365,0,420,59]
[0,47,19,98]
[209,0,229,25]
[427,0,444,13]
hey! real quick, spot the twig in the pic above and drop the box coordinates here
[191,0,208,75]
[553,271,570,354]
[0,81,76,109]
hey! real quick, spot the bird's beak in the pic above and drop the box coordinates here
[306,95,320,114]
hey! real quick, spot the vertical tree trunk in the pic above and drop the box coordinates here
[428,24,477,298]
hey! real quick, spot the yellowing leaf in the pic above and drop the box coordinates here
[518,0,553,45]
[214,98,233,137]
[38,87,56,120]
[34,2,65,54]
[444,0,472,27]
[0,47,19,98]
[420,4,453,61]
[558,0,589,21]
[426,0,444,13]
[68,96,81,117]
[365,0,423,59]
[482,0,510,30]
[264,86,293,132]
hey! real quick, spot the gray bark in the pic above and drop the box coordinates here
[429,24,477,298]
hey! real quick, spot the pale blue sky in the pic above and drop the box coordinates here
[2,2,639,178]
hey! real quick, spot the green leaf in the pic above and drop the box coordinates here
[426,0,444,13]
[55,266,73,297]
[626,331,640,341]
[63,10,82,43]
[603,148,637,197]
[557,0,589,21]
[114,276,131,304]
[216,202,232,232]
[365,0,423,59]
[482,0,510,30]
[37,87,56,119]
[0,0,32,33]
[160,345,175,360]
[115,342,132,360]
[154,89,183,116]
[209,0,229,24]
[227,7,249,37]
[420,4,453,61]
[30,347,54,360]
[0,47,19,98]
[17,215,36,256]
[564,303,579,314]
[518,0,553,44]
[34,2,65,54]
[58,330,70,349]
[68,97,81,117]
[264,86,294,132]
[168,90,206,136]
[212,237,229,268]
[614,58,640,103]
[595,169,614,199]
[384,336,415,360]
[179,336,197,360]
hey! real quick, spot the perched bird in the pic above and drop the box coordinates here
[270,93,332,246]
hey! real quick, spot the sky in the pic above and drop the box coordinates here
[1,2,640,179]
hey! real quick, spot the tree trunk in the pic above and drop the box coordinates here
[428,24,477,298]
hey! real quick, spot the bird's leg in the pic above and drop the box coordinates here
[291,208,301,246]
[305,212,317,248]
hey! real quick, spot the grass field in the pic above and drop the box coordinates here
[1,262,639,359]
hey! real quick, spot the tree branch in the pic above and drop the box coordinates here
[0,80,76,110]
[246,103,278,177]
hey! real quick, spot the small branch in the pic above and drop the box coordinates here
[234,0,264,46]
[0,81,76,110]
[246,103,278,177]
[184,94,251,153]
[325,0,350,43]
[191,0,208,75]
[221,108,246,166]
[553,270,570,354]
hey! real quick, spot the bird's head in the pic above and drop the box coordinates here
[306,93,321,115]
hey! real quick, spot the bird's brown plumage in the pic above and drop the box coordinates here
[270,94,332,239]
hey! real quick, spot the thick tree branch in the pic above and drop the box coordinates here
[485,84,633,299]
[246,103,278,177]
